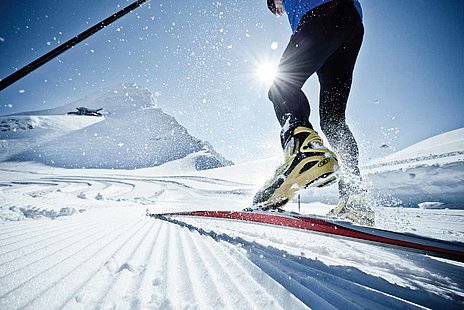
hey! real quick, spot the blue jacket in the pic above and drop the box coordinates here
[283,0,363,33]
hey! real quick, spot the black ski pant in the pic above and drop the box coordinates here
[268,0,364,193]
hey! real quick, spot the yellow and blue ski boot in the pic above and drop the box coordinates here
[251,125,339,211]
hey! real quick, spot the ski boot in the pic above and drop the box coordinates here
[328,180,375,226]
[250,125,339,211]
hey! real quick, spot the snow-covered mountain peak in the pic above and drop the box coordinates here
[84,83,158,115]
[0,85,233,170]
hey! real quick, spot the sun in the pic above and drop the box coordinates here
[256,62,277,84]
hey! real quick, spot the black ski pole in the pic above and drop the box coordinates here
[0,0,150,92]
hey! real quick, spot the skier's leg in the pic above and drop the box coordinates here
[251,1,363,210]
[317,15,375,226]
[317,15,364,196]
[268,1,357,131]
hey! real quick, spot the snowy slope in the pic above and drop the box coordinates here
[363,128,464,209]
[0,83,232,170]
[370,128,464,163]
[0,127,463,308]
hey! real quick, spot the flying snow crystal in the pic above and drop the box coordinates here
[18,89,25,94]
[271,41,278,50]
[0,37,5,42]
[47,41,51,46]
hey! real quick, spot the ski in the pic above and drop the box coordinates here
[147,209,464,263]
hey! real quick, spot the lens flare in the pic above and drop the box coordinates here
[256,62,277,84]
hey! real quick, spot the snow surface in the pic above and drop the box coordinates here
[363,128,464,209]
[0,126,464,308]
[0,86,463,308]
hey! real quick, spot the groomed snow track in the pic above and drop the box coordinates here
[0,163,463,309]
[1,207,463,309]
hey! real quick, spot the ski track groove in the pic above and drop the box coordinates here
[0,223,66,243]
[188,223,290,309]
[213,242,298,310]
[0,219,86,244]
[0,217,100,248]
[166,222,197,308]
[184,217,463,309]
[261,248,398,309]
[179,218,352,266]
[1,184,52,196]
[188,228,259,308]
[99,219,164,309]
[195,226,334,310]
[141,220,171,308]
[0,222,111,280]
[16,218,147,309]
[180,225,229,308]
[95,220,156,308]
[225,243,335,310]
[46,178,136,199]
[130,220,164,306]
[0,220,101,266]
[175,217,426,309]
[176,224,213,308]
[0,220,58,233]
[0,218,143,307]
[264,253,361,309]
[57,218,163,309]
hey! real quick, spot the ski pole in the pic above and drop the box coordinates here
[0,0,150,92]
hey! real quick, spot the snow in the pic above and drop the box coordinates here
[0,91,463,308]
[0,84,232,170]
[363,128,464,209]
[372,128,464,163]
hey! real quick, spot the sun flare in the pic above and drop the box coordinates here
[256,62,277,84]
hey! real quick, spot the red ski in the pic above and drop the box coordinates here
[147,210,464,263]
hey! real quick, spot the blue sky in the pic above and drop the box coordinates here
[0,0,463,163]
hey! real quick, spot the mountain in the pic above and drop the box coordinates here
[0,83,233,170]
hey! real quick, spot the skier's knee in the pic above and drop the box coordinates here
[268,80,296,103]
